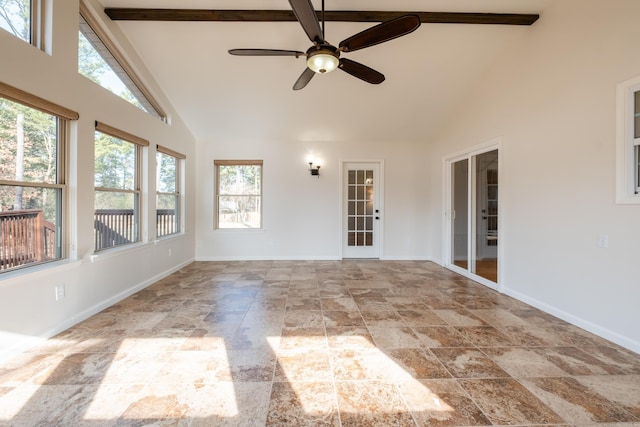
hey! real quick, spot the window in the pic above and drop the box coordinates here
[78,2,166,120]
[156,146,184,238]
[94,121,147,251]
[616,76,640,204]
[215,160,262,229]
[0,0,44,48]
[0,82,77,273]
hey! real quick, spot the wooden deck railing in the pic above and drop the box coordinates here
[94,209,177,251]
[156,209,177,238]
[94,209,136,251]
[0,209,56,271]
[1,209,177,269]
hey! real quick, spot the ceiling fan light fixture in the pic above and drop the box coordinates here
[307,50,339,74]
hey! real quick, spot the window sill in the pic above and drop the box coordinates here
[154,232,187,244]
[213,228,265,233]
[615,193,640,205]
[89,241,149,263]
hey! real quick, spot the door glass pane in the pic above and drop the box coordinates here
[347,168,375,247]
[475,150,498,282]
[634,90,639,139]
[452,159,469,269]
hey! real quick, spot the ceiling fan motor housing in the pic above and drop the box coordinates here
[306,44,340,73]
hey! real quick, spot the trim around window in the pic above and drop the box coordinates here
[79,1,167,121]
[214,160,263,229]
[616,76,640,204]
[0,82,79,120]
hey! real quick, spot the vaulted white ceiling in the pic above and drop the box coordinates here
[98,0,552,143]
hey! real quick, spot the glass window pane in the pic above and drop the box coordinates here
[634,91,640,139]
[78,16,164,119]
[452,159,469,269]
[157,194,178,237]
[348,201,355,215]
[218,195,260,228]
[157,152,177,193]
[635,145,640,190]
[218,165,261,195]
[0,0,30,43]
[1,185,62,272]
[94,132,136,190]
[365,170,373,184]
[0,98,58,184]
[94,191,138,250]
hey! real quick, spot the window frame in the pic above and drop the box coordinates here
[616,76,640,204]
[0,81,77,273]
[0,0,46,50]
[156,145,185,239]
[93,121,147,252]
[214,160,263,230]
[78,1,167,121]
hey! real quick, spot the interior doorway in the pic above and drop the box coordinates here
[445,146,500,287]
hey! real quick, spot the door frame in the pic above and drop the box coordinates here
[442,139,502,291]
[340,160,384,259]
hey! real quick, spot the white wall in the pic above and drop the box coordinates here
[427,0,640,352]
[0,1,196,359]
[195,138,429,261]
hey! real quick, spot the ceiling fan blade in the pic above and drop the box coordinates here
[229,48,305,57]
[288,0,323,43]
[293,67,315,90]
[339,14,421,52]
[338,58,385,85]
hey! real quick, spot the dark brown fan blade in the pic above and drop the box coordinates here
[338,58,385,84]
[288,0,323,43]
[229,49,305,57]
[293,67,315,90]
[339,14,420,52]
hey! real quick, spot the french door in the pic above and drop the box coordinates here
[446,147,499,286]
[342,162,381,258]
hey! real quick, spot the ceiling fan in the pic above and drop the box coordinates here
[228,0,421,90]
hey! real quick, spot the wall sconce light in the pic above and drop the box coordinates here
[308,162,321,177]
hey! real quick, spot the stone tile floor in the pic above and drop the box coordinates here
[0,260,639,426]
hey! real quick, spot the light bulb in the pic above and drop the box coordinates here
[307,51,339,74]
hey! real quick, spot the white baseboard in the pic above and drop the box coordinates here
[0,258,194,364]
[504,287,640,355]
[195,255,340,261]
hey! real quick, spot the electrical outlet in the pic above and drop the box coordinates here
[597,233,609,248]
[55,284,66,301]
[168,248,172,257]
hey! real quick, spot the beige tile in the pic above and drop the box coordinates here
[3,260,640,426]
[521,376,637,423]
[460,378,565,425]
[274,350,333,382]
[482,347,570,378]
[336,381,415,426]
[431,347,509,379]
[412,326,473,348]
[267,381,340,426]
[397,379,491,426]
[368,326,422,349]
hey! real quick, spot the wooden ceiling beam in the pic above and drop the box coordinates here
[104,9,539,26]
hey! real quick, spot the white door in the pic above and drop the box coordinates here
[445,147,499,285]
[476,151,499,260]
[342,162,381,258]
